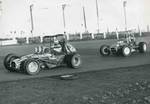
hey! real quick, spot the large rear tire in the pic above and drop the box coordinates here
[100,45,110,56]
[138,42,147,53]
[23,59,40,75]
[65,53,81,69]
[4,54,19,72]
[121,46,131,57]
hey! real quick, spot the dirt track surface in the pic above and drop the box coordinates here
[0,64,150,104]
[0,37,150,82]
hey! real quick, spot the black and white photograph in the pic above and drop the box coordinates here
[0,0,150,104]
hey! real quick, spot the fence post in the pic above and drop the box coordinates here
[0,40,2,46]
[80,33,83,40]
[40,36,43,43]
[139,30,142,37]
[138,26,142,36]
[147,25,150,32]
[65,33,69,40]
[26,36,29,44]
[116,28,119,40]
[91,33,94,39]
[103,32,106,39]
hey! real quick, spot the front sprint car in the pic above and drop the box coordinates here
[4,34,82,75]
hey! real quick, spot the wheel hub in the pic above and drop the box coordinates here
[103,48,109,54]
[124,47,130,55]
[28,62,38,73]
[143,44,147,51]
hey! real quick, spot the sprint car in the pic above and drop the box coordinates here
[4,34,81,75]
[100,32,147,56]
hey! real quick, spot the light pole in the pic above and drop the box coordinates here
[82,6,87,32]
[0,1,2,16]
[30,4,34,36]
[62,4,67,34]
[123,0,127,31]
[95,0,100,33]
[61,4,70,40]
[0,1,2,36]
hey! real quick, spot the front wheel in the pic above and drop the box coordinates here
[65,53,81,69]
[100,45,110,56]
[121,46,131,57]
[4,54,19,72]
[138,42,147,53]
[23,59,41,75]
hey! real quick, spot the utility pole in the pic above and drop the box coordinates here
[123,1,127,31]
[62,4,66,34]
[30,4,34,36]
[0,1,2,16]
[95,0,100,33]
[82,6,87,32]
[61,4,69,40]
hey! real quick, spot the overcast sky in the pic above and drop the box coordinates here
[0,0,150,37]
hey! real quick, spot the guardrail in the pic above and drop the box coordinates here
[0,32,150,45]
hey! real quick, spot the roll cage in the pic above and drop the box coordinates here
[118,32,136,44]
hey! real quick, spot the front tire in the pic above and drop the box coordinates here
[138,42,147,53]
[4,54,19,72]
[23,59,40,75]
[121,46,131,57]
[100,45,110,56]
[65,53,81,69]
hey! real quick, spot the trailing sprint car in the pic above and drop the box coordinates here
[4,34,81,75]
[100,32,147,57]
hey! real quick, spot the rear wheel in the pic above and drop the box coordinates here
[100,45,110,56]
[121,46,131,57]
[4,54,19,72]
[138,42,147,53]
[23,59,40,75]
[65,53,81,69]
